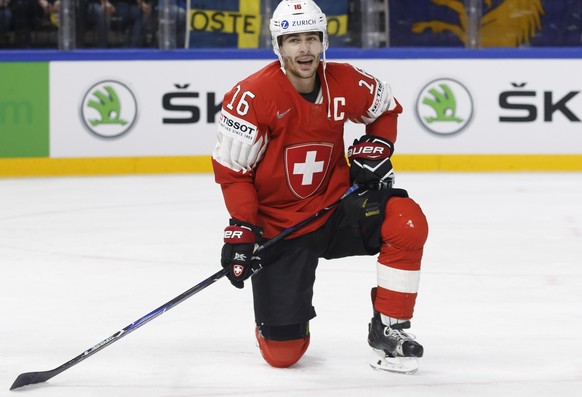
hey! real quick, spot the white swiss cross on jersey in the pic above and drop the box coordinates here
[284,143,333,199]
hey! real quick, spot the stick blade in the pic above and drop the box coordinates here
[10,370,56,390]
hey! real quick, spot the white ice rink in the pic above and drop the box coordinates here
[1,172,581,397]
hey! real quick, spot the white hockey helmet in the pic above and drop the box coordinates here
[270,0,329,60]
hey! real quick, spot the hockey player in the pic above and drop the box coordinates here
[212,0,428,373]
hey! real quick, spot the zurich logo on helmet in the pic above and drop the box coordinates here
[281,20,289,29]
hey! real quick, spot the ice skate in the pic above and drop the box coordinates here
[367,312,423,374]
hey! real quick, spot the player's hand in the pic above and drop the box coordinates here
[348,135,395,190]
[221,220,262,289]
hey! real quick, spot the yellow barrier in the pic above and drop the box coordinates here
[393,154,582,172]
[1,154,581,177]
[0,156,212,177]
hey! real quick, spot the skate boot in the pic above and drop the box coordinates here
[368,312,423,374]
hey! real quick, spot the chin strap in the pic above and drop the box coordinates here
[322,49,332,119]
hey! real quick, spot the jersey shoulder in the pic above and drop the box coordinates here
[325,62,366,79]
[233,61,285,93]
[324,61,381,93]
[222,61,291,124]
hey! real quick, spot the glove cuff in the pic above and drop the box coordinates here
[228,218,263,237]
[229,218,263,236]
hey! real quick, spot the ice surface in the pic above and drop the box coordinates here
[1,173,581,396]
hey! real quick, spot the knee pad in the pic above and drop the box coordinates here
[381,197,428,251]
[255,323,310,368]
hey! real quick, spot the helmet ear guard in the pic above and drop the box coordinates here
[269,0,329,63]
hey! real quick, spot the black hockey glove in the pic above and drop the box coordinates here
[348,135,395,190]
[221,219,263,289]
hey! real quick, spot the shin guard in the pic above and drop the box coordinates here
[375,197,428,320]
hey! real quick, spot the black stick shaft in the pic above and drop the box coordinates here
[10,268,227,390]
[10,185,360,391]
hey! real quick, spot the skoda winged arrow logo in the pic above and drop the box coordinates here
[416,78,473,135]
[81,80,138,139]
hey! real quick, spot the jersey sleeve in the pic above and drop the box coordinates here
[346,65,403,145]
[212,83,269,225]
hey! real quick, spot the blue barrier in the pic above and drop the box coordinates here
[1,46,582,62]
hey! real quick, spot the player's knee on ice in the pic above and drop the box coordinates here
[255,323,310,368]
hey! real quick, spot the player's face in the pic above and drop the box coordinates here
[280,32,323,88]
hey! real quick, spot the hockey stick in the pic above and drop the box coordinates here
[10,184,361,391]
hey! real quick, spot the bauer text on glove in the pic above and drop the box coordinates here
[348,135,395,190]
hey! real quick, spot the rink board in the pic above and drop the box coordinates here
[1,48,581,176]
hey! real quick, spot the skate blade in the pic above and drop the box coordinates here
[369,349,419,374]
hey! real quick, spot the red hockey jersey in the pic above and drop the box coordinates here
[212,60,402,238]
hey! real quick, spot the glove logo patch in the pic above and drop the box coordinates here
[233,253,247,262]
[285,142,333,199]
[233,264,245,278]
